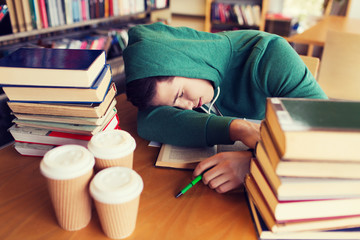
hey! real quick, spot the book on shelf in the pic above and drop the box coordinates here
[2,64,112,103]
[12,106,119,135]
[0,4,14,36]
[21,0,34,31]
[156,141,249,169]
[7,82,117,118]
[38,0,48,28]
[259,121,360,179]
[64,0,73,25]
[243,5,254,26]
[13,0,26,32]
[233,4,244,25]
[29,0,42,29]
[246,167,360,223]
[3,1,18,33]
[265,98,360,162]
[250,155,360,201]
[12,97,117,125]
[246,188,360,239]
[0,48,106,88]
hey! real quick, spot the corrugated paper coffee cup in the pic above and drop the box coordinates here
[94,153,133,169]
[40,145,95,231]
[90,167,143,239]
[88,130,136,170]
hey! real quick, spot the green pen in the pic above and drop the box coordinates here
[175,174,203,198]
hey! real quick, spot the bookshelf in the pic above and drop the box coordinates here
[0,0,169,48]
[204,0,268,33]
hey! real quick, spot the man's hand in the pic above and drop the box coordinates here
[193,151,252,194]
[229,119,260,149]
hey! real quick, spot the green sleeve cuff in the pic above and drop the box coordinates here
[206,115,237,146]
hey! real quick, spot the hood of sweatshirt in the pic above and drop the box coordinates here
[123,22,232,89]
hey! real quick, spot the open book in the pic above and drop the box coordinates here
[155,141,249,169]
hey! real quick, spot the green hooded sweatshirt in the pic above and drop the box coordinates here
[123,22,327,147]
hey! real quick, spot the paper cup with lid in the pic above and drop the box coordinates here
[40,144,95,231]
[90,166,143,239]
[87,129,136,170]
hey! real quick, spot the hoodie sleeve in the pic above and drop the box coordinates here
[137,105,236,147]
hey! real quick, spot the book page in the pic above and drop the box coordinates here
[160,145,217,164]
[217,141,249,153]
[156,141,249,169]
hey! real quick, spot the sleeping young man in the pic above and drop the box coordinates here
[123,22,327,194]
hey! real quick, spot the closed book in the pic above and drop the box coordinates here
[55,0,65,25]
[31,0,42,29]
[233,4,244,25]
[12,100,117,125]
[13,0,26,31]
[0,48,106,87]
[5,0,19,33]
[10,125,90,147]
[14,142,56,156]
[247,169,360,222]
[265,98,360,162]
[7,82,117,117]
[64,0,73,24]
[251,154,360,201]
[2,64,111,103]
[245,187,360,238]
[259,121,360,179]
[21,0,33,31]
[38,0,48,28]
[13,106,118,135]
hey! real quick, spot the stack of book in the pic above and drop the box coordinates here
[245,97,360,239]
[0,47,120,156]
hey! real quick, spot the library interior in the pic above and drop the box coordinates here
[1,0,360,239]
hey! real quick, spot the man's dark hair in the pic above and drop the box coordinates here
[126,76,174,110]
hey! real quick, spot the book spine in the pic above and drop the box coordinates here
[5,0,19,33]
[38,0,48,28]
[13,0,26,32]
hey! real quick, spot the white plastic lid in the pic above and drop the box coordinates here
[89,167,143,204]
[40,145,95,180]
[87,130,136,159]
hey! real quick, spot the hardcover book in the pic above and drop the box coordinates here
[265,98,360,161]
[10,124,91,147]
[2,64,112,103]
[14,142,56,157]
[12,99,117,125]
[12,109,119,135]
[0,48,106,87]
[259,121,360,179]
[251,155,360,201]
[7,82,117,117]
[246,170,360,223]
[245,187,360,239]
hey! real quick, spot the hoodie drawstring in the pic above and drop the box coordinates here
[201,87,221,115]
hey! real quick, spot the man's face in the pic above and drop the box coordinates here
[151,77,215,110]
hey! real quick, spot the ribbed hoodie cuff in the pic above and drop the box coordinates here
[206,115,236,146]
